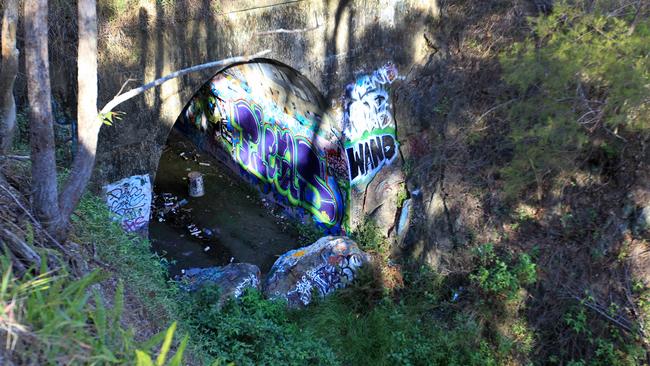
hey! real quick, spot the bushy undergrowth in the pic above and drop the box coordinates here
[470,243,537,300]
[291,269,499,366]
[500,0,649,198]
[2,192,542,365]
[71,195,180,325]
[183,286,336,365]
[0,256,187,365]
[72,194,538,365]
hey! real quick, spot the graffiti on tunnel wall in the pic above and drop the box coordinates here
[343,63,400,185]
[180,62,348,231]
[104,174,152,232]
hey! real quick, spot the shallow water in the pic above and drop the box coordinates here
[149,133,302,277]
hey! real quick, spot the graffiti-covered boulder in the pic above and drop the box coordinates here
[263,236,370,307]
[178,263,261,305]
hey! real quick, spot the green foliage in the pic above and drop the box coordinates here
[291,266,499,366]
[183,286,336,365]
[500,1,649,198]
[98,0,140,21]
[470,243,537,299]
[0,256,187,365]
[292,220,322,245]
[100,111,124,126]
[351,217,387,253]
[135,322,188,366]
[396,183,408,209]
[12,109,29,152]
[20,193,531,364]
[71,195,180,325]
[563,304,645,366]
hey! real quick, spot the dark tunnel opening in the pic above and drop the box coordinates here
[149,60,350,276]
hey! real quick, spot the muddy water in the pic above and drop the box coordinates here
[149,133,301,277]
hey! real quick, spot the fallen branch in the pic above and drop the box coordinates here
[98,49,272,116]
[0,183,69,255]
[0,155,30,161]
[476,98,517,124]
[255,17,321,35]
[572,294,636,334]
[2,228,41,267]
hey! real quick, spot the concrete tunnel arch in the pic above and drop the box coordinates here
[103,59,403,240]
[167,59,351,234]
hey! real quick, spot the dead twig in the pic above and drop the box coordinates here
[0,184,70,256]
[572,294,636,334]
[0,155,30,161]
[1,229,40,267]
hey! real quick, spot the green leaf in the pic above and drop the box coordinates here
[92,289,108,345]
[139,330,167,352]
[136,350,155,366]
[168,334,189,366]
[156,321,177,366]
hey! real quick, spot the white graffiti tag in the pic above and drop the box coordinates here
[104,175,152,232]
[343,63,399,141]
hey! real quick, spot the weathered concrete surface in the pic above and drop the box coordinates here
[14,1,436,240]
[91,0,437,185]
[263,236,370,307]
[85,0,437,237]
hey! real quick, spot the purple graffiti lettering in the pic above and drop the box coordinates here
[179,63,347,229]
[229,100,343,226]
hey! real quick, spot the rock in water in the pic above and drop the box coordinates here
[264,236,371,307]
[178,263,261,304]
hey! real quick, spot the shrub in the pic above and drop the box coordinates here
[292,275,499,366]
[0,256,187,365]
[71,195,180,325]
[470,243,536,300]
[184,286,336,365]
[351,217,387,254]
[500,1,649,198]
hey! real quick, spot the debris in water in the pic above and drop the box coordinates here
[199,162,211,166]
[188,171,205,197]
[204,246,211,252]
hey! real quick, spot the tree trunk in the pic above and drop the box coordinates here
[24,0,60,231]
[22,0,262,242]
[0,0,19,154]
[55,0,98,239]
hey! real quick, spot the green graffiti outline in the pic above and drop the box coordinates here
[227,100,339,227]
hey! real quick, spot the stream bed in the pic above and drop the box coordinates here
[149,132,303,277]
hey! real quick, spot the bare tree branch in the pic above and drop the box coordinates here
[98,49,271,116]
[0,183,68,254]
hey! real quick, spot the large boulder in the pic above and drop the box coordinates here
[263,236,371,307]
[178,263,261,304]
